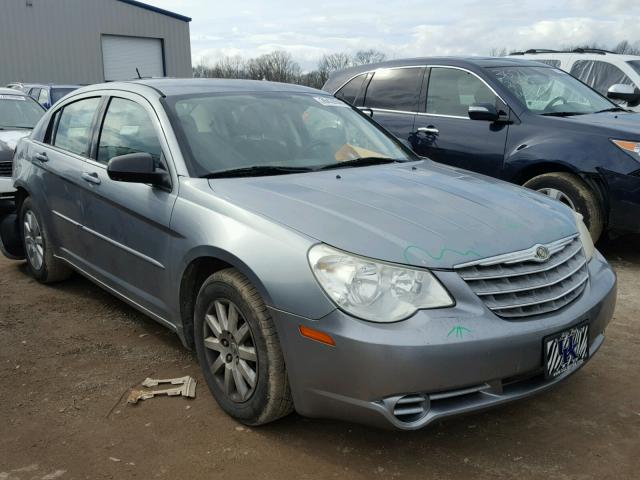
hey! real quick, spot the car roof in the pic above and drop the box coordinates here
[323,56,552,91]
[0,87,30,96]
[80,78,326,97]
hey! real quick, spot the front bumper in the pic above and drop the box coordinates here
[0,177,15,200]
[272,251,617,430]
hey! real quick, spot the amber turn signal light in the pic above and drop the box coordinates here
[299,325,336,346]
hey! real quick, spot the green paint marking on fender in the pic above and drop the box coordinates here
[447,325,472,339]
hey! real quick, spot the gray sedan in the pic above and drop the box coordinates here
[0,79,616,429]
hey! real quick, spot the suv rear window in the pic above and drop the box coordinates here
[335,74,367,106]
[364,67,424,112]
[570,60,635,95]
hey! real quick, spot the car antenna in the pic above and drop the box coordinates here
[136,67,142,79]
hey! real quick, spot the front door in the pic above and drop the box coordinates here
[411,67,509,178]
[78,94,178,320]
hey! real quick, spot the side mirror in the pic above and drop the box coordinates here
[107,153,169,187]
[359,107,374,118]
[468,103,500,121]
[607,84,640,104]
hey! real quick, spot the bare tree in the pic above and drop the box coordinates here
[353,49,386,65]
[489,47,508,57]
[318,52,353,84]
[247,50,301,82]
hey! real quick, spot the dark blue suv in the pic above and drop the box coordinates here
[323,57,640,241]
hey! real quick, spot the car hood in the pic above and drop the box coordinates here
[0,129,30,162]
[208,161,577,269]
[564,111,640,137]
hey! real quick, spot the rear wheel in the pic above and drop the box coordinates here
[523,172,604,242]
[20,197,71,283]
[194,268,293,425]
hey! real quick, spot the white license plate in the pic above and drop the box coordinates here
[544,324,589,379]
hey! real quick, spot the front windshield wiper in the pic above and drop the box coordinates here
[202,165,313,179]
[539,112,587,117]
[0,125,32,130]
[593,107,627,113]
[316,157,403,171]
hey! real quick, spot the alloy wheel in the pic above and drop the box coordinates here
[202,299,258,403]
[537,187,576,210]
[23,210,44,271]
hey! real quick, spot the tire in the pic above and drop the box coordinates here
[19,197,71,283]
[194,268,293,425]
[523,172,604,242]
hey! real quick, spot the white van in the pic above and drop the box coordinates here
[511,49,640,111]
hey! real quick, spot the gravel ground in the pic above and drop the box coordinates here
[0,231,638,480]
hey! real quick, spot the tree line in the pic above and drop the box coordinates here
[192,40,640,88]
[192,49,387,89]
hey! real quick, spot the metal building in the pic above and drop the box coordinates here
[0,0,192,85]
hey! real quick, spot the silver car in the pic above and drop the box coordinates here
[0,79,616,430]
[0,87,45,200]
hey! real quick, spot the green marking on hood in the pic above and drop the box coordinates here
[404,245,482,265]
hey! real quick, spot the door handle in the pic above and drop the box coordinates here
[417,126,439,135]
[81,171,101,185]
[34,152,48,162]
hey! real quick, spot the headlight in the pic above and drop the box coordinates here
[574,211,594,261]
[308,244,454,322]
[611,139,640,161]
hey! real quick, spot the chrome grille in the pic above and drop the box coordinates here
[0,161,12,177]
[456,236,588,318]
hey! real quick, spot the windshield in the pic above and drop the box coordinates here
[488,66,615,115]
[165,92,414,177]
[51,88,77,104]
[627,60,640,76]
[0,94,44,129]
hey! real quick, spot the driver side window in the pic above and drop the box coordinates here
[427,68,498,117]
[97,97,162,165]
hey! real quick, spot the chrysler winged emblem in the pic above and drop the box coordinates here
[535,246,550,262]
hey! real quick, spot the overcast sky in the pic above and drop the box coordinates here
[144,0,640,71]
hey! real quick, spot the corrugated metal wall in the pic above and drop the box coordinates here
[0,0,192,85]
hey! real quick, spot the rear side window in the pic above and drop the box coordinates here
[38,88,49,105]
[53,97,100,157]
[335,74,367,105]
[570,60,635,95]
[427,68,498,117]
[97,97,162,165]
[364,67,424,112]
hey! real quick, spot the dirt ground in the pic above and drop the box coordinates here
[0,229,638,480]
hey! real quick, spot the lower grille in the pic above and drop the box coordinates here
[392,394,428,423]
[0,161,12,177]
[456,236,588,318]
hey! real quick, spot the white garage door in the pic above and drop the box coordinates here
[102,35,164,81]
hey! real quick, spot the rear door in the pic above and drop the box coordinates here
[31,96,103,262]
[77,92,178,320]
[361,67,425,144]
[411,66,509,178]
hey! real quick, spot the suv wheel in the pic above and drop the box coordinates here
[20,197,71,283]
[524,172,604,241]
[194,268,293,425]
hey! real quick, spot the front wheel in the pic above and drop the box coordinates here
[523,172,604,242]
[194,268,293,425]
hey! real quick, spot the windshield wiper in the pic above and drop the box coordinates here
[0,125,32,130]
[202,165,313,179]
[539,112,586,117]
[316,157,402,171]
[593,107,627,113]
